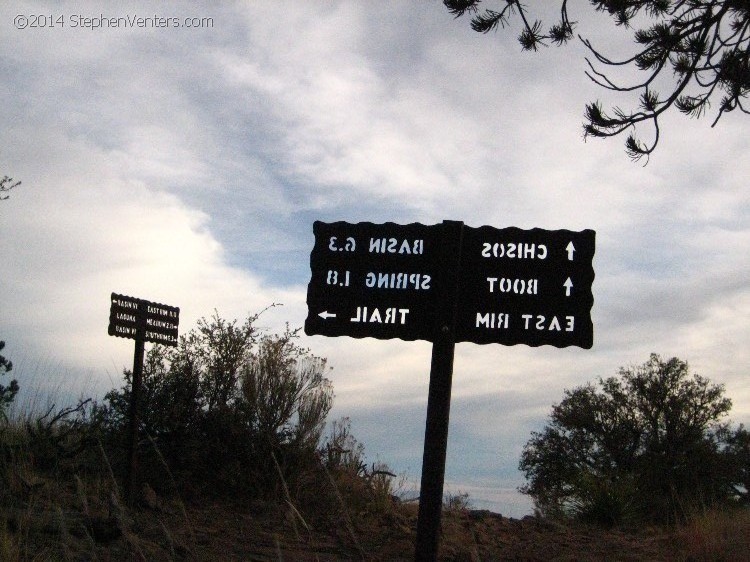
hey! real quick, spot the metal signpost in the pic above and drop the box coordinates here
[108,292,179,505]
[304,221,595,561]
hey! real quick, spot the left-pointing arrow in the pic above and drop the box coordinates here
[318,311,337,320]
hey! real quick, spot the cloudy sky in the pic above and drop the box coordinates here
[1,1,748,517]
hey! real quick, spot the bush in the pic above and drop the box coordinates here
[0,312,410,559]
[93,312,335,502]
[318,417,400,519]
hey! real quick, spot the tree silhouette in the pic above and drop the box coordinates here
[519,354,748,525]
[444,1,749,161]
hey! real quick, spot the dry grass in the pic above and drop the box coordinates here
[671,508,750,562]
[0,410,404,560]
[3,402,749,561]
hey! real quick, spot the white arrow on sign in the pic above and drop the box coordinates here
[318,311,337,320]
[566,241,576,261]
[564,278,573,297]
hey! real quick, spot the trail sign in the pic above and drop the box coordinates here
[304,221,594,348]
[107,292,180,507]
[304,221,442,342]
[304,220,596,562]
[455,226,595,348]
[108,292,180,347]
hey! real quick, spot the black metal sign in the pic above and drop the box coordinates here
[107,291,180,507]
[304,221,595,348]
[108,292,179,347]
[455,226,595,348]
[304,221,442,342]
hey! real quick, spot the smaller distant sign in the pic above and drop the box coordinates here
[108,292,179,346]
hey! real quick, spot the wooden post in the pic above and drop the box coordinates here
[124,304,146,507]
[415,220,464,561]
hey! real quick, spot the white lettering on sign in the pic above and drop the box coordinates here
[521,314,575,332]
[145,331,177,343]
[329,236,356,252]
[112,298,139,309]
[115,325,137,336]
[566,242,576,261]
[146,305,178,318]
[486,278,538,295]
[476,312,510,329]
[365,272,431,290]
[368,238,424,255]
[350,306,410,324]
[116,313,137,323]
[327,270,350,287]
[146,318,177,330]
[481,242,547,260]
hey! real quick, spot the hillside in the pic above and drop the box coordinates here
[4,474,749,561]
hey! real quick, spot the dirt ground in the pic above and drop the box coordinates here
[8,493,697,561]
[150,501,686,561]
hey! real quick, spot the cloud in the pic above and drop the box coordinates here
[0,128,299,399]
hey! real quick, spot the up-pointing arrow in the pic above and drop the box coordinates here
[318,311,337,320]
[566,242,576,261]
[564,278,573,297]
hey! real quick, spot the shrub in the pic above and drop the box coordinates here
[0,340,19,423]
[319,417,399,519]
[520,354,747,525]
[93,312,334,502]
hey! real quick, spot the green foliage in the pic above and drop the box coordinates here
[241,329,333,450]
[519,354,748,525]
[0,340,19,423]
